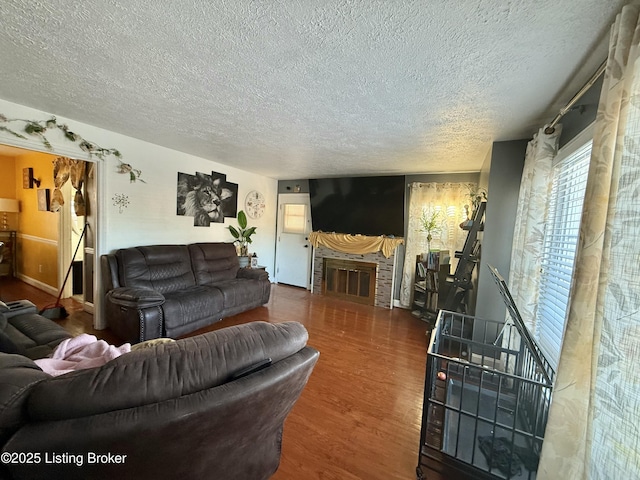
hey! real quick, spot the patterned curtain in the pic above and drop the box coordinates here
[539,5,640,478]
[399,182,476,308]
[50,156,87,216]
[508,126,561,330]
[50,157,70,212]
[70,160,86,216]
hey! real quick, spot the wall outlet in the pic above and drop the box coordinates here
[39,265,43,273]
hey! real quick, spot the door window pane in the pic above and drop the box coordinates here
[283,204,307,234]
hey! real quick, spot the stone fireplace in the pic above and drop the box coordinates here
[309,233,403,309]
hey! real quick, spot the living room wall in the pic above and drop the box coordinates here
[0,98,278,328]
[0,99,278,260]
[278,172,482,304]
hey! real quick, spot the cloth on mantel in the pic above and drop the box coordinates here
[34,334,131,376]
[308,232,404,258]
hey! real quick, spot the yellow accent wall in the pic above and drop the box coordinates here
[3,151,59,288]
[0,156,16,196]
[0,155,17,228]
[14,153,57,240]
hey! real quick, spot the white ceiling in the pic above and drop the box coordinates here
[0,1,630,180]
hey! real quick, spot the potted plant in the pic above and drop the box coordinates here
[228,210,257,267]
[420,208,443,253]
[468,187,487,216]
[460,187,487,229]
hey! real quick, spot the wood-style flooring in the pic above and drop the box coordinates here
[1,277,434,480]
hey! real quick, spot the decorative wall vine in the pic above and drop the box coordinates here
[0,113,144,182]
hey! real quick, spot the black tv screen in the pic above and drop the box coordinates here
[309,176,405,237]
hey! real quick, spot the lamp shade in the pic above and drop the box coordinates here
[0,198,19,213]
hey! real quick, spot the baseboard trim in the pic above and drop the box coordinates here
[394,299,406,309]
[17,274,58,297]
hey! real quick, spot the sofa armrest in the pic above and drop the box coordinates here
[105,288,165,343]
[237,268,269,281]
[106,287,165,309]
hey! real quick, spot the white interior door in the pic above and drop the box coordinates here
[275,193,312,288]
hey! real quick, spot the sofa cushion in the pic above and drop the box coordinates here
[215,279,270,306]
[161,286,225,332]
[8,313,70,344]
[188,243,240,284]
[6,313,72,356]
[116,245,196,293]
[27,321,310,422]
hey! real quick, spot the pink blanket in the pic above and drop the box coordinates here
[35,334,131,376]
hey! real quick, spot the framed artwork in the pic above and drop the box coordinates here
[37,188,51,211]
[176,170,238,227]
[23,168,34,189]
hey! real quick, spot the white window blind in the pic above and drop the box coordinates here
[535,140,591,367]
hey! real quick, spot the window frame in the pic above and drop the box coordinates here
[534,122,594,368]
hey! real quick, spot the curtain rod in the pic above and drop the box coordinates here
[544,60,607,135]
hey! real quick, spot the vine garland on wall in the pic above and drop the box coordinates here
[0,113,144,182]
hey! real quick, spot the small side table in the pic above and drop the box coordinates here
[0,230,17,277]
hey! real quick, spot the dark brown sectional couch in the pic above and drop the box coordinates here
[101,242,271,343]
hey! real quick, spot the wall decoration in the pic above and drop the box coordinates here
[37,189,51,211]
[176,171,238,227]
[112,193,130,213]
[0,113,144,182]
[22,167,41,188]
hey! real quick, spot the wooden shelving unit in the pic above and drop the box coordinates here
[411,251,450,323]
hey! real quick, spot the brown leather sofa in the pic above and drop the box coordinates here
[102,242,271,343]
[0,321,318,480]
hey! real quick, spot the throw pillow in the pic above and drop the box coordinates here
[131,338,176,351]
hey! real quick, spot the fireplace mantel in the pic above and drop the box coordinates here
[310,234,403,309]
[308,232,404,258]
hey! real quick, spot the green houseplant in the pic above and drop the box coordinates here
[228,210,257,267]
[420,208,443,253]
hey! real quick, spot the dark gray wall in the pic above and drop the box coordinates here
[475,140,527,324]
[278,180,310,194]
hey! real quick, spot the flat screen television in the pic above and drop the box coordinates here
[308,176,405,237]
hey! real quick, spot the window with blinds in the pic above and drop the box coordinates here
[535,139,592,367]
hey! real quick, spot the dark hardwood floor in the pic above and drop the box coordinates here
[1,277,435,480]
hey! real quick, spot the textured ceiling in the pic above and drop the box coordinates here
[0,0,630,179]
